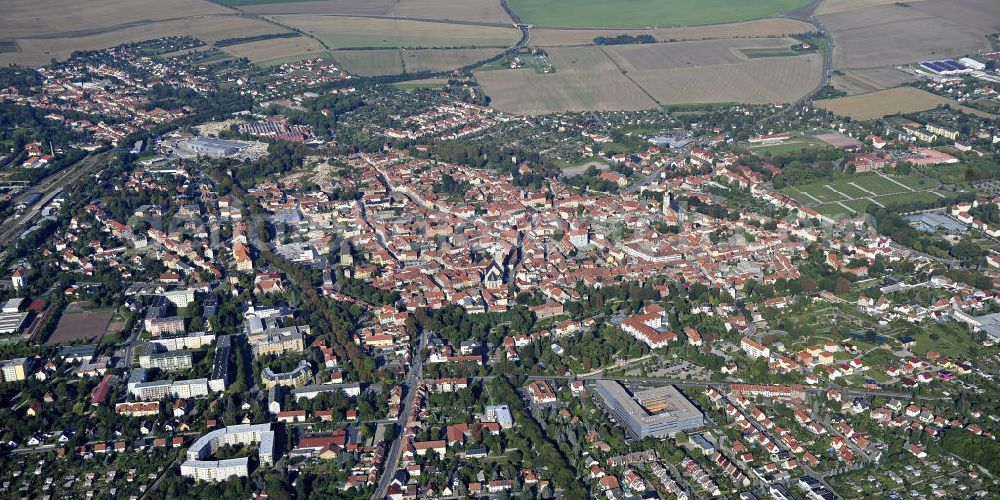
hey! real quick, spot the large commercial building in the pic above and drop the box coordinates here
[183,138,246,157]
[593,380,703,439]
[139,343,193,371]
[181,423,275,482]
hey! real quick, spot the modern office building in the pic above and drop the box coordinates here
[593,380,703,438]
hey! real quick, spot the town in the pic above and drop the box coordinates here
[0,1,999,499]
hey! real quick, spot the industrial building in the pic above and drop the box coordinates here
[593,380,703,438]
[183,138,246,157]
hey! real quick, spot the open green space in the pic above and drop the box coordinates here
[506,0,811,28]
[781,172,949,217]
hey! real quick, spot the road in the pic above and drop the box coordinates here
[371,328,429,500]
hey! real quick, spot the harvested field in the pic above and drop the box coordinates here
[628,54,822,105]
[269,15,520,49]
[604,38,798,71]
[477,40,823,113]
[333,49,404,76]
[814,87,997,120]
[47,309,114,345]
[832,67,917,94]
[390,0,511,23]
[0,0,228,39]
[819,0,995,68]
[506,0,811,29]
[246,0,511,23]
[814,0,914,15]
[402,48,505,73]
[245,0,392,15]
[0,14,289,66]
[528,18,815,46]
[475,46,657,114]
[220,35,326,63]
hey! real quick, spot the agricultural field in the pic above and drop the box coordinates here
[505,0,812,28]
[268,15,519,49]
[627,55,822,105]
[0,0,228,39]
[332,49,404,76]
[780,172,947,219]
[244,0,512,23]
[605,38,800,70]
[477,40,824,113]
[815,87,996,120]
[818,0,997,69]
[527,18,815,46]
[220,35,326,63]
[0,0,289,65]
[831,67,918,95]
[402,48,504,73]
[474,46,658,114]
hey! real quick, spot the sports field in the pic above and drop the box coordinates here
[506,0,811,28]
[780,172,948,218]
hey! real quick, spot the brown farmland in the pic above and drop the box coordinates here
[814,87,997,120]
[528,18,815,46]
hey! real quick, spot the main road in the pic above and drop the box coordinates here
[372,328,429,499]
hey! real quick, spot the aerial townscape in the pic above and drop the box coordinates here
[1,0,1000,498]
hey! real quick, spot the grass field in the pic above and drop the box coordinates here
[506,0,811,28]
[815,87,997,120]
[269,15,519,49]
[780,172,946,218]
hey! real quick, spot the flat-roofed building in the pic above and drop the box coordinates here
[209,335,231,392]
[0,311,29,334]
[181,423,275,481]
[139,343,193,371]
[593,380,703,439]
[0,358,30,382]
[148,316,185,336]
[149,331,215,351]
[251,326,305,358]
[261,360,311,389]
